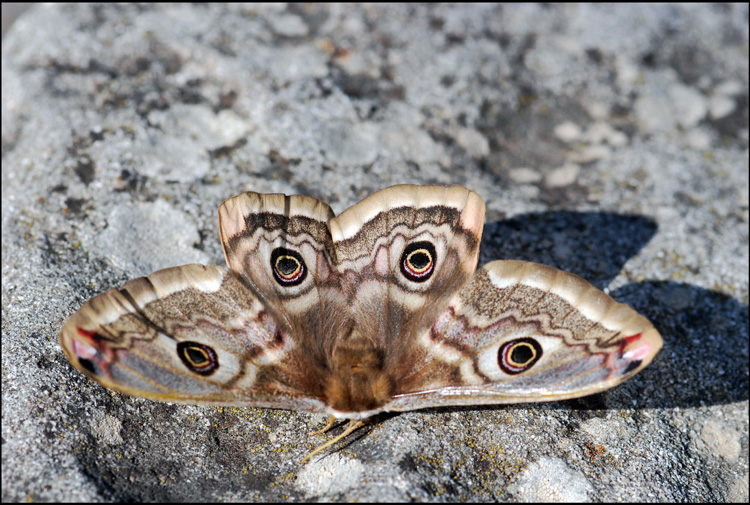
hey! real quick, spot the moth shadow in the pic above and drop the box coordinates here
[480,211,657,289]
[313,415,395,459]
[611,280,749,409]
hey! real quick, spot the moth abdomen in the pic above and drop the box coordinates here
[325,336,395,413]
[324,369,395,414]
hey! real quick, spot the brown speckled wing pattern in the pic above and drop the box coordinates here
[60,184,662,423]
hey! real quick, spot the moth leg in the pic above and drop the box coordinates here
[302,419,367,462]
[308,415,337,436]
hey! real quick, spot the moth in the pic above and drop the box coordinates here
[60,185,662,460]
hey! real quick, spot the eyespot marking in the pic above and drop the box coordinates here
[177,341,219,376]
[270,247,307,287]
[498,338,543,375]
[400,241,436,282]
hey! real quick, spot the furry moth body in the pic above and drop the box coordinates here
[60,185,662,455]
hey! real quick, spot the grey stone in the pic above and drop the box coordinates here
[2,3,747,502]
[508,456,594,502]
